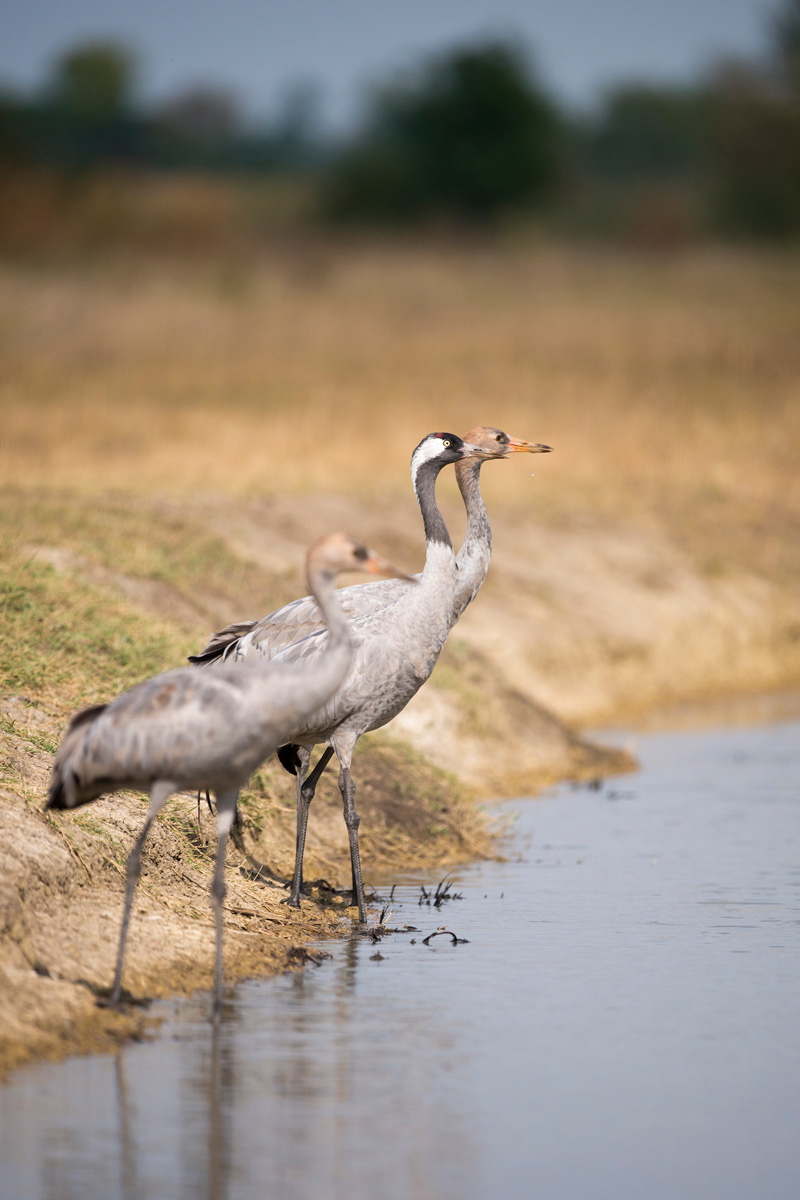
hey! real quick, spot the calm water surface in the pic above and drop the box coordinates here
[2,719,799,1200]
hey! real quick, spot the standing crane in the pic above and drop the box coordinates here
[190,428,550,913]
[46,534,409,1019]
[192,427,549,663]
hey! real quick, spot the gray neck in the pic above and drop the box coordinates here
[456,460,492,564]
[451,459,493,622]
[414,459,452,550]
[300,564,353,694]
[308,567,350,651]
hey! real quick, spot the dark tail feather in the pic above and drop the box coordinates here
[187,649,224,666]
[188,620,258,666]
[277,744,302,776]
[65,702,108,733]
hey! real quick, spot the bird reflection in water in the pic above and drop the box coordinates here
[113,1008,235,1200]
[114,1052,137,1200]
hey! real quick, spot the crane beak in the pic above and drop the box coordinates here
[364,551,417,582]
[505,437,553,454]
[459,441,495,459]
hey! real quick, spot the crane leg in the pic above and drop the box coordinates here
[286,747,311,904]
[336,746,367,924]
[211,789,239,1024]
[284,746,334,908]
[110,780,175,1007]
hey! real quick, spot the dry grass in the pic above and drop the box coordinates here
[1,240,798,730]
[2,237,798,1078]
[17,237,799,1071]
[0,245,798,530]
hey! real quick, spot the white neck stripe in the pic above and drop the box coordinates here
[411,437,448,487]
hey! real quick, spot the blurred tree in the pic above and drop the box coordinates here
[154,82,322,170]
[0,91,34,164]
[159,87,241,141]
[773,0,800,96]
[708,59,800,236]
[578,84,708,181]
[271,82,323,168]
[47,42,135,123]
[32,41,145,169]
[325,41,560,224]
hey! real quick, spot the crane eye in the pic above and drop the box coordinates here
[496,434,502,441]
[353,545,368,561]
[442,439,450,447]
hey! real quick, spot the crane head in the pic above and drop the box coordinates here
[461,426,553,459]
[307,533,414,582]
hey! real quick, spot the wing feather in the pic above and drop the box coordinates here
[190,576,418,665]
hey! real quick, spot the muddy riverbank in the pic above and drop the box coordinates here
[1,482,798,1078]
[2,246,800,1081]
[3,716,799,1200]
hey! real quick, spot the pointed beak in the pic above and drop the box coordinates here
[364,550,417,583]
[505,436,553,454]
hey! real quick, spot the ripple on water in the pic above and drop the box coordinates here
[1,719,799,1200]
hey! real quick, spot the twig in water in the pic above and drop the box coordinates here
[422,930,469,946]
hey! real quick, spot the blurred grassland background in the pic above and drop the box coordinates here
[1,244,798,530]
[2,1,800,751]
[5,2,800,1071]
[2,243,799,726]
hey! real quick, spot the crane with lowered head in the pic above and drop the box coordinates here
[47,533,410,1019]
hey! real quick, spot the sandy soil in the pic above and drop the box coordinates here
[2,245,799,1078]
[0,675,621,1080]
[0,486,635,1080]
[4,479,796,1078]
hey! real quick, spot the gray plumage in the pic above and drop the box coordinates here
[190,427,550,663]
[191,432,515,922]
[46,533,407,1019]
[189,429,551,921]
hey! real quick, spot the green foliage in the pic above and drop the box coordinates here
[0,551,190,706]
[708,65,800,237]
[773,0,800,96]
[0,492,278,607]
[578,85,708,181]
[0,491,282,712]
[324,41,561,224]
[3,8,800,241]
[700,1,800,236]
[48,43,136,123]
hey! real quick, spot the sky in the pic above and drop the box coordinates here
[0,0,777,128]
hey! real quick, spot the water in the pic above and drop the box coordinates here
[2,719,799,1200]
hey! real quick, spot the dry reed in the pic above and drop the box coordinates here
[1,244,798,536]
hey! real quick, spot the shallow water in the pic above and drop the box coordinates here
[2,719,799,1200]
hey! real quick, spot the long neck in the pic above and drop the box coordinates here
[414,458,452,554]
[300,565,354,696]
[451,459,492,622]
[455,459,491,564]
[309,566,350,651]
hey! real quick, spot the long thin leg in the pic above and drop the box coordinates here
[336,741,367,924]
[284,745,334,908]
[110,780,175,1006]
[211,789,239,1024]
[286,746,310,902]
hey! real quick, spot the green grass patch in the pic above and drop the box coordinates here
[0,489,278,609]
[0,549,192,711]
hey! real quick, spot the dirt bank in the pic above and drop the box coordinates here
[4,473,799,1078]
[0,688,500,1081]
[0,522,626,1079]
[2,246,799,1078]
